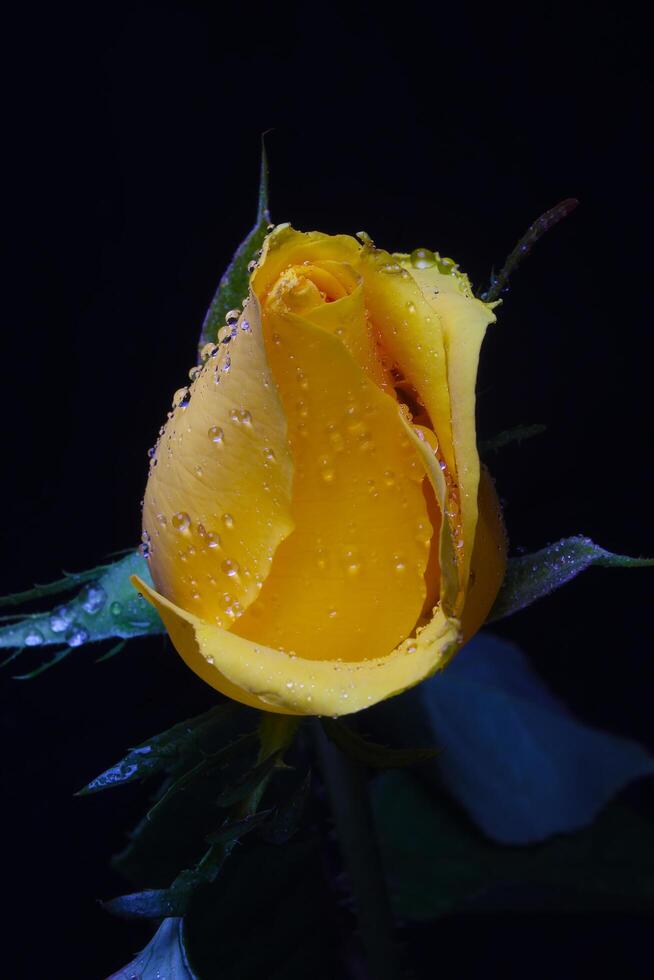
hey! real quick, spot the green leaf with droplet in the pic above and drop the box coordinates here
[322,717,438,769]
[0,551,164,674]
[196,143,270,357]
[489,536,654,622]
[78,701,253,795]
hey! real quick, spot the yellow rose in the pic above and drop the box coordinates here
[133,226,506,716]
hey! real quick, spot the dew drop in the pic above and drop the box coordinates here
[172,387,191,409]
[110,601,123,618]
[208,425,224,444]
[263,447,276,462]
[50,605,74,633]
[393,556,407,574]
[410,247,436,269]
[200,342,217,361]
[81,583,106,615]
[222,513,234,529]
[172,512,191,533]
[24,627,44,647]
[222,558,240,577]
[206,532,221,549]
[66,624,90,647]
[225,309,240,325]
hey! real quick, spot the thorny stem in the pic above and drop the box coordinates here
[481,197,578,302]
[313,719,401,980]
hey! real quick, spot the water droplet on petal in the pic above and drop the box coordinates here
[222,513,234,529]
[221,558,240,577]
[110,601,123,618]
[411,247,436,269]
[172,512,191,533]
[24,627,44,647]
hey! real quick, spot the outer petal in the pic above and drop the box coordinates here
[132,575,460,716]
[142,295,294,628]
[408,262,496,593]
[232,302,433,662]
[461,466,507,641]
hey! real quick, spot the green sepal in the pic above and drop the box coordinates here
[78,701,253,795]
[489,535,654,622]
[261,771,311,845]
[196,143,270,357]
[322,717,438,769]
[145,732,259,820]
[214,749,285,807]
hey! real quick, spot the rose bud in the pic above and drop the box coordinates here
[133,227,506,715]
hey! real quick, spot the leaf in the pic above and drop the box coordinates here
[479,423,546,456]
[372,770,654,920]
[489,536,654,622]
[196,142,270,357]
[367,632,654,843]
[146,732,258,819]
[0,552,164,671]
[78,701,252,794]
[214,748,283,807]
[261,771,311,845]
[183,838,341,980]
[105,803,272,919]
[321,718,438,769]
[205,809,273,845]
[107,917,198,980]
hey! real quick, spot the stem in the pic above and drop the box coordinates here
[313,720,400,980]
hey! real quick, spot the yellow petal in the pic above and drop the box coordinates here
[252,225,361,302]
[142,295,294,628]
[358,247,456,478]
[461,465,507,642]
[231,302,432,662]
[408,263,496,592]
[132,574,461,716]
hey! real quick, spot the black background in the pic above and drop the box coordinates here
[3,2,653,977]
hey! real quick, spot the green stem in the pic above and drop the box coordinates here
[313,720,400,980]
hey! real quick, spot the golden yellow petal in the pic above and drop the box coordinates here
[132,575,461,716]
[252,225,361,302]
[232,305,433,662]
[142,295,294,629]
[461,465,507,642]
[408,263,496,592]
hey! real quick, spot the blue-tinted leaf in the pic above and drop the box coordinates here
[196,145,270,356]
[490,536,654,622]
[107,917,198,979]
[372,770,654,920]
[78,701,251,795]
[369,632,654,843]
[0,552,164,673]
